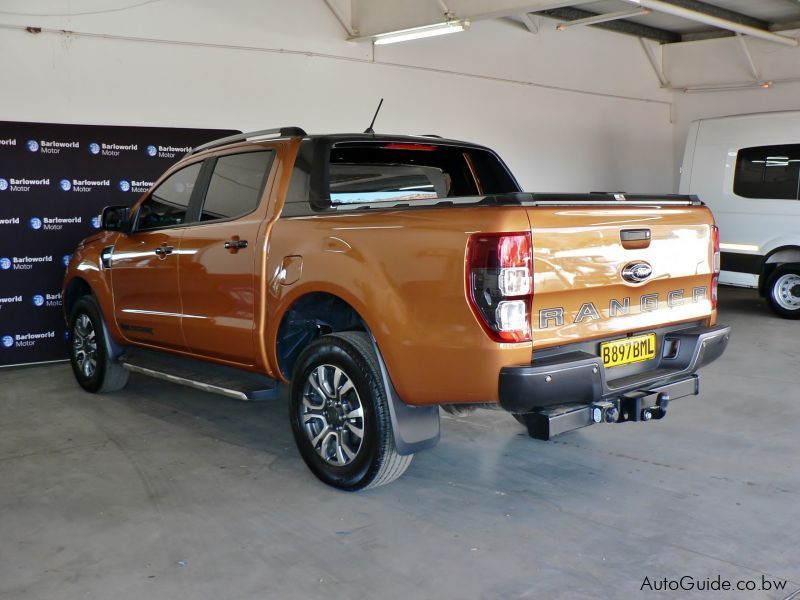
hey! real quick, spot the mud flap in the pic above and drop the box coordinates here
[370,335,440,456]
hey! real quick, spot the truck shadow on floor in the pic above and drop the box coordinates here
[119,373,297,457]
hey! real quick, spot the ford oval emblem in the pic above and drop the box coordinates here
[622,261,653,283]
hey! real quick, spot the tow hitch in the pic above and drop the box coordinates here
[516,376,697,441]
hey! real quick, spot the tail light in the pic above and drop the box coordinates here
[711,224,720,309]
[466,232,533,342]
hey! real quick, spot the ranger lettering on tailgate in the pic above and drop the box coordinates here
[539,287,709,328]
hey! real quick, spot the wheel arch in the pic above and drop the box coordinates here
[63,276,93,318]
[759,245,800,296]
[273,291,441,455]
[274,291,369,381]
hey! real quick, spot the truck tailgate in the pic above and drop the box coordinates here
[527,205,716,351]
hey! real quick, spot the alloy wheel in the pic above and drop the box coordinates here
[72,313,98,379]
[300,364,365,466]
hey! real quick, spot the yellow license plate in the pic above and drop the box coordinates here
[600,333,657,368]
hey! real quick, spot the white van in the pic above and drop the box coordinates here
[680,111,800,319]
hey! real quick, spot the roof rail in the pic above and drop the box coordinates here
[189,126,307,155]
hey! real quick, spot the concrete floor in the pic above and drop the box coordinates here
[1,286,798,600]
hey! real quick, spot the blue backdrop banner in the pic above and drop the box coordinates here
[0,121,239,367]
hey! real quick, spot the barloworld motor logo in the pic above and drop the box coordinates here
[4,255,54,270]
[89,142,101,155]
[0,178,50,192]
[1,331,55,348]
[123,179,155,193]
[62,254,71,267]
[32,294,45,307]
[28,140,79,154]
[61,178,111,193]
[146,144,191,159]
[91,215,102,229]
[28,217,81,231]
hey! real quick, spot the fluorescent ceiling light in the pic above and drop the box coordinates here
[372,20,470,45]
[684,81,772,93]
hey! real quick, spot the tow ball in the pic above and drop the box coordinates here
[519,378,697,440]
[592,392,670,424]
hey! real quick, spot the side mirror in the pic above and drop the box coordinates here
[101,205,131,232]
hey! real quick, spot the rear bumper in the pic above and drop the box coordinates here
[499,324,730,414]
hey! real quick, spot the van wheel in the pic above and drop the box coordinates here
[69,296,129,393]
[766,265,800,319]
[289,332,412,491]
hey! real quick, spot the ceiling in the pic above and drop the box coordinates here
[533,0,800,43]
[339,0,800,46]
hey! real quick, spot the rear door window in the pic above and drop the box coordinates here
[200,150,274,221]
[734,144,800,200]
[328,142,518,207]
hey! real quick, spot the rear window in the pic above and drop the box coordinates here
[200,150,274,221]
[328,142,518,207]
[734,144,800,200]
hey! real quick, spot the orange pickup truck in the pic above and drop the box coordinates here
[63,128,730,490]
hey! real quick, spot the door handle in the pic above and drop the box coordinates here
[224,239,248,252]
[620,229,651,250]
[154,245,174,257]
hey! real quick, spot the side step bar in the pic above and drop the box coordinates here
[517,376,698,441]
[119,348,280,401]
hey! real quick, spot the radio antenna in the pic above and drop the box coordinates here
[364,98,384,134]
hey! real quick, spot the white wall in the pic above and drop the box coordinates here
[666,33,800,188]
[0,0,675,194]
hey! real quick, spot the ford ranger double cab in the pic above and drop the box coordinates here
[63,127,730,490]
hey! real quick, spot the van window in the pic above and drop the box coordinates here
[328,142,518,206]
[734,145,800,200]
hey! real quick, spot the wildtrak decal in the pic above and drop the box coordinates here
[119,323,154,335]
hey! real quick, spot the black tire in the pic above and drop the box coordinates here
[69,296,129,393]
[765,265,800,319]
[289,332,412,491]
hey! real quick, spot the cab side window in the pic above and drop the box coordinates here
[137,162,202,231]
[200,151,274,221]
